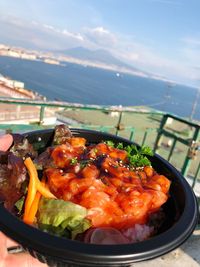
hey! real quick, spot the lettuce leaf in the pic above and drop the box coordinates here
[37,198,91,239]
[15,196,25,215]
[0,153,28,212]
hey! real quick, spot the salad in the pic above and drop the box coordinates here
[0,125,171,244]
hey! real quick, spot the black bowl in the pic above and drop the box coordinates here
[0,128,198,267]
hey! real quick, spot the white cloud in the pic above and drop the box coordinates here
[43,24,56,31]
[101,32,200,86]
[0,16,85,50]
[0,16,199,86]
[181,36,200,63]
[80,26,200,86]
[182,37,200,47]
[120,52,140,61]
[84,26,117,47]
[182,47,200,63]
[180,36,200,81]
[62,29,84,41]
[31,20,39,26]
[43,23,84,41]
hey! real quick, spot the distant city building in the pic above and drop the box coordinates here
[44,58,60,65]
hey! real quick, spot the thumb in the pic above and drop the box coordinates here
[0,134,13,151]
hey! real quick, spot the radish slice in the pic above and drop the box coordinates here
[84,227,129,244]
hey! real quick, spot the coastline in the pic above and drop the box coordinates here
[0,74,45,100]
[0,43,191,88]
[0,74,54,125]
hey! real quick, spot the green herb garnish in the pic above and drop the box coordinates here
[105,140,115,147]
[105,140,153,168]
[116,142,124,150]
[70,157,78,165]
[140,146,154,156]
[79,159,92,169]
[15,196,25,214]
[125,144,153,167]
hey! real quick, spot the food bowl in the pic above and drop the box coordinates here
[0,128,198,267]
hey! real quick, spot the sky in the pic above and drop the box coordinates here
[0,0,200,87]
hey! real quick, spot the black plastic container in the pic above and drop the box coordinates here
[0,128,199,267]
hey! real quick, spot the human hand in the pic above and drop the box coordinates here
[0,134,48,267]
[0,232,48,267]
[0,134,13,151]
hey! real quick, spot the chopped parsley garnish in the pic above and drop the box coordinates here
[79,159,92,169]
[105,140,115,147]
[116,142,123,150]
[105,140,153,168]
[140,146,154,156]
[124,144,153,167]
[70,157,78,165]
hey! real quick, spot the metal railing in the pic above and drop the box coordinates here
[0,97,199,195]
[154,114,200,178]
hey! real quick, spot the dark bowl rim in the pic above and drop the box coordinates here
[0,128,198,264]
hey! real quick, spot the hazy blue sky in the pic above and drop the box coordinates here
[0,0,200,86]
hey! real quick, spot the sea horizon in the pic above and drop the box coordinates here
[0,56,199,121]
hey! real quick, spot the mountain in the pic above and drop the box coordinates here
[54,47,143,73]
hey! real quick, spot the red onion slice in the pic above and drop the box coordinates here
[84,227,129,244]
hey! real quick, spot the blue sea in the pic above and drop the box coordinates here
[0,56,199,120]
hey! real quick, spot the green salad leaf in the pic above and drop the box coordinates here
[15,196,25,215]
[37,198,91,239]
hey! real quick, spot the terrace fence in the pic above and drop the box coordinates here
[0,97,199,224]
